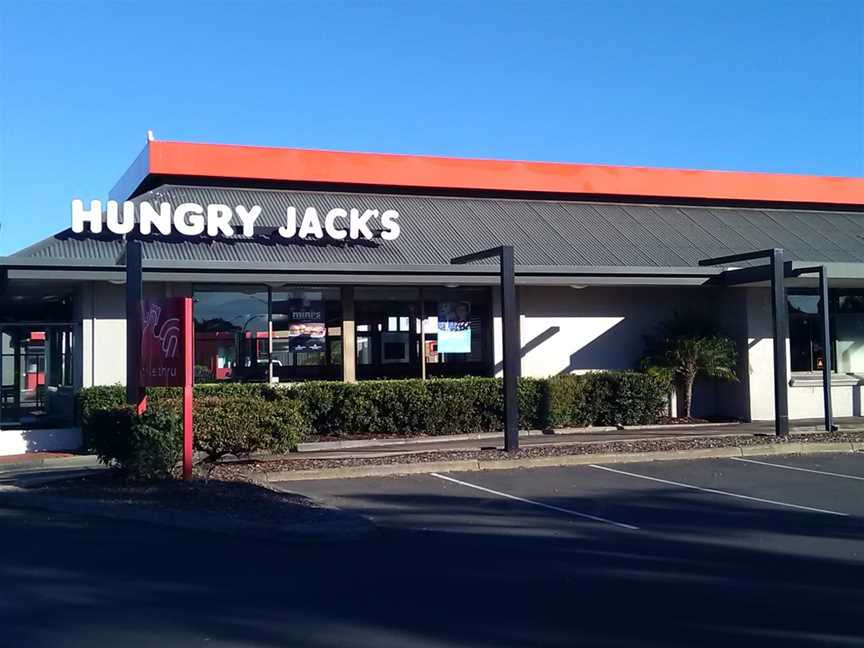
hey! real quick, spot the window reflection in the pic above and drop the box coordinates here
[191,285,494,383]
[788,290,864,374]
[194,287,269,382]
[271,287,342,381]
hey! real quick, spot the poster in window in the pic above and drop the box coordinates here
[437,301,471,353]
[284,299,326,352]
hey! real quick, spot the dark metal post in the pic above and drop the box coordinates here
[125,240,143,405]
[500,246,520,452]
[451,245,521,452]
[818,266,835,431]
[769,249,789,436]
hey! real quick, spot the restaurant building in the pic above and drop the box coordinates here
[1,138,863,452]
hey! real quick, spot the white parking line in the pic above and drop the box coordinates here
[730,456,864,481]
[429,472,639,531]
[588,464,849,517]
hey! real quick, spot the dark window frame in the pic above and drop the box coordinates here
[787,288,864,374]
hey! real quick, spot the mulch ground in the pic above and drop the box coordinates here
[209,430,864,479]
[30,472,334,526]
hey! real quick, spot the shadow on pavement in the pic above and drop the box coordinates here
[1,486,863,647]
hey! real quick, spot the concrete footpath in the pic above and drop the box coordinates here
[288,418,859,459]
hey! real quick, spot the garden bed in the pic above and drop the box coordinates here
[29,471,335,526]
[207,430,864,478]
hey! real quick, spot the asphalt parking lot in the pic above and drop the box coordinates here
[280,451,864,645]
[2,451,863,647]
[285,451,864,551]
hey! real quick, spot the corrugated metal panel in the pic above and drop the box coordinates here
[11,184,864,268]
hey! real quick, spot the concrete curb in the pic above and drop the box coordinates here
[0,486,378,544]
[295,428,615,452]
[0,455,100,473]
[294,423,743,452]
[258,460,482,482]
[263,441,861,482]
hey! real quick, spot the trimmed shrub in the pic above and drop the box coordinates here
[582,372,668,426]
[288,377,552,437]
[77,384,126,451]
[154,395,306,462]
[77,372,669,457]
[90,405,181,480]
[517,378,545,430]
[542,374,590,428]
[191,396,305,462]
[539,372,667,429]
[77,383,282,451]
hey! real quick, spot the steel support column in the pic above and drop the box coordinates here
[125,240,143,405]
[700,248,790,437]
[452,246,520,452]
[769,249,790,436]
[500,246,520,452]
[818,266,835,432]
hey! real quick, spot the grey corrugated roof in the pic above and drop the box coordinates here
[10,184,864,269]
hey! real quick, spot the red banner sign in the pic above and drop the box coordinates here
[140,298,187,387]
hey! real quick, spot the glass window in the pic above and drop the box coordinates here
[189,284,493,383]
[788,290,864,374]
[47,328,74,387]
[835,294,864,373]
[194,287,269,382]
[788,294,824,372]
[353,286,491,379]
[421,287,488,369]
[271,287,342,381]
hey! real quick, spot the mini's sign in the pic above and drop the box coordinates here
[71,200,401,241]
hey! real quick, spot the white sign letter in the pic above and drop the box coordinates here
[324,208,348,240]
[350,208,376,240]
[173,203,206,236]
[235,205,262,237]
[139,202,172,235]
[279,206,298,238]
[298,207,324,239]
[72,199,102,234]
[206,204,235,237]
[106,201,136,235]
[380,209,400,240]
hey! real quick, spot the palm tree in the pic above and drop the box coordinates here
[641,312,737,418]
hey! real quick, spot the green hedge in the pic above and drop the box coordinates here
[90,405,182,480]
[158,395,305,462]
[77,372,668,458]
[542,373,668,428]
[287,377,545,437]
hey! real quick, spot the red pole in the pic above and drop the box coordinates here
[182,297,194,481]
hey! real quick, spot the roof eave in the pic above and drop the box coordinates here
[109,139,864,207]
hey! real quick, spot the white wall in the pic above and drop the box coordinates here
[0,428,82,456]
[493,285,750,420]
[79,281,172,387]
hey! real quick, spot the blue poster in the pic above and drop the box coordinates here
[437,301,471,353]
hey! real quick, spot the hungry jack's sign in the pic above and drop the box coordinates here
[72,200,401,241]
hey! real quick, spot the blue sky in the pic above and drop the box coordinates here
[0,0,862,255]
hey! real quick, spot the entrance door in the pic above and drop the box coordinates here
[0,328,21,426]
[0,326,74,428]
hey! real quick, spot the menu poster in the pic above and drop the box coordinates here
[437,301,471,353]
[285,299,326,352]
